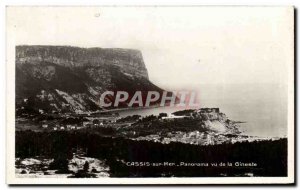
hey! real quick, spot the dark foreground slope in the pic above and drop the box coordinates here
[16,130,287,177]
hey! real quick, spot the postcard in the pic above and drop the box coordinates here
[6,6,295,184]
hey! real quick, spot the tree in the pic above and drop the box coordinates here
[83,161,89,172]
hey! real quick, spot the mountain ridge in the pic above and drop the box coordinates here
[16,45,149,79]
[15,45,167,115]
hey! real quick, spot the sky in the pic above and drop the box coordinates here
[7,6,293,90]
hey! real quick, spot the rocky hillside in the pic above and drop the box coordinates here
[15,45,166,115]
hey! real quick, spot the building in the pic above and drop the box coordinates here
[66,125,76,130]
[83,121,91,127]
[199,108,220,113]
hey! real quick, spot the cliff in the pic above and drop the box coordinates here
[172,108,240,134]
[15,45,164,114]
[16,45,148,79]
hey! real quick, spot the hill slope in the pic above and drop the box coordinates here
[16,45,168,114]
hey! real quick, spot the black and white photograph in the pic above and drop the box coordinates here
[5,6,294,184]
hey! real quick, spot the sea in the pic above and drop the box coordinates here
[118,83,288,138]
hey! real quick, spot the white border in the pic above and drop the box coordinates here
[5,5,295,185]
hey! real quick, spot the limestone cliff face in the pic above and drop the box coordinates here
[172,108,240,134]
[15,45,164,114]
[16,45,148,79]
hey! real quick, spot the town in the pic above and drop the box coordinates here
[15,107,278,146]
